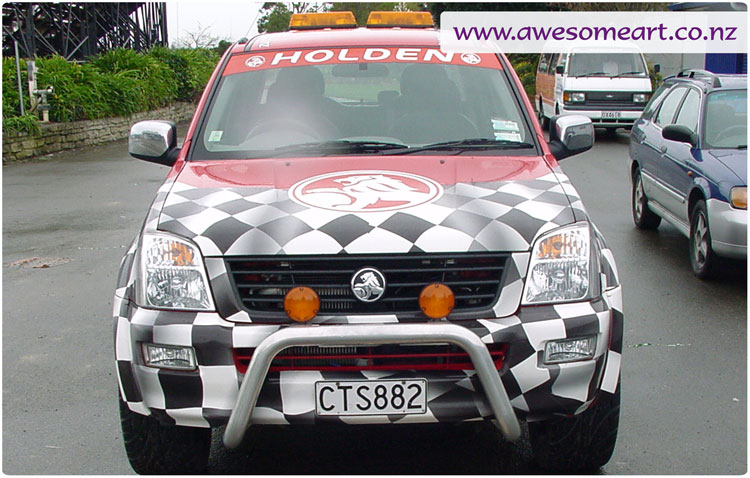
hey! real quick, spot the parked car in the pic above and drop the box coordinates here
[536,43,653,134]
[114,11,623,474]
[629,69,747,278]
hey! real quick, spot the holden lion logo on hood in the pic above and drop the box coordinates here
[289,170,443,212]
[351,268,386,302]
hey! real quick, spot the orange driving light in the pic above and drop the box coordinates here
[366,11,434,28]
[419,283,455,319]
[289,12,357,30]
[284,287,320,322]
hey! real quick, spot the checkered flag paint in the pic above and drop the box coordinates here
[114,168,622,430]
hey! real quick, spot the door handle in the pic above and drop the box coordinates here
[660,146,668,154]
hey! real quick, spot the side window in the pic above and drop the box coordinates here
[655,87,687,127]
[643,83,670,117]
[549,53,560,73]
[674,89,701,132]
[538,53,551,73]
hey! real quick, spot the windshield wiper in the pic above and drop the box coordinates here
[613,71,647,78]
[265,140,408,157]
[389,138,534,155]
[574,72,609,77]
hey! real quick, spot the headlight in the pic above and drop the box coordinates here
[633,93,651,103]
[522,224,590,304]
[136,232,215,310]
[730,187,747,209]
[563,91,585,104]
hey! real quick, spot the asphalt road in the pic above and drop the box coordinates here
[3,130,746,474]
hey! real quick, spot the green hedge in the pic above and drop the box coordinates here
[2,47,218,134]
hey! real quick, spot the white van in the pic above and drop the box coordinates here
[535,44,654,133]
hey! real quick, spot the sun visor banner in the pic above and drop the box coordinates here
[222,48,501,75]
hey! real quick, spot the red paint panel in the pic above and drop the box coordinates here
[174,155,553,190]
[223,48,500,76]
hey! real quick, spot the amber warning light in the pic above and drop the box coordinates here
[284,287,320,322]
[419,283,455,319]
[366,11,434,28]
[289,12,357,30]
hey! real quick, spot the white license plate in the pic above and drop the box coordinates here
[601,111,622,119]
[315,380,427,416]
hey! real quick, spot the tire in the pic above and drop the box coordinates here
[537,98,549,130]
[689,200,720,279]
[631,169,661,229]
[529,386,620,473]
[119,397,212,474]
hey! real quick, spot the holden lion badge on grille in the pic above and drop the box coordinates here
[351,268,386,302]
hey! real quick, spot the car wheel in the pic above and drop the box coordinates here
[537,98,549,130]
[632,169,661,229]
[689,200,719,279]
[119,397,212,474]
[529,385,620,473]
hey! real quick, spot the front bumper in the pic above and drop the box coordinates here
[707,198,747,259]
[559,106,643,127]
[114,286,623,441]
[224,323,521,448]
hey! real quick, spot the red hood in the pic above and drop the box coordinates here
[172,155,554,189]
[155,154,581,257]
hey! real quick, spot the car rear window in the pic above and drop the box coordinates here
[192,48,532,159]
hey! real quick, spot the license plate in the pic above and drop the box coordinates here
[315,380,427,416]
[601,111,622,119]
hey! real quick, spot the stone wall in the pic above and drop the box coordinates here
[2,102,196,162]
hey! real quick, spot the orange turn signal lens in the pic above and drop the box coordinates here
[169,242,195,266]
[419,283,455,319]
[284,287,320,323]
[731,187,747,209]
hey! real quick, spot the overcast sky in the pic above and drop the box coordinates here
[166,1,265,46]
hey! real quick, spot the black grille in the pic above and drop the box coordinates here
[225,253,509,316]
[583,91,637,108]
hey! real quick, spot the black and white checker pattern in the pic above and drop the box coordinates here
[114,169,623,429]
[156,172,580,257]
[114,284,624,427]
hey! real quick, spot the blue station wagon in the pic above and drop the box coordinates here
[629,70,747,278]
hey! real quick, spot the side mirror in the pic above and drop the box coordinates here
[129,120,180,166]
[555,65,564,75]
[653,64,661,74]
[548,115,594,160]
[662,124,698,147]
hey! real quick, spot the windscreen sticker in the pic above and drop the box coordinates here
[491,119,522,142]
[223,48,501,75]
[208,130,224,142]
[289,170,444,212]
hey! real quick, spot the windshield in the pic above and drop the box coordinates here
[194,52,533,159]
[703,89,747,149]
[567,52,647,77]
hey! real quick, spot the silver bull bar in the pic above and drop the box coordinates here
[223,323,522,449]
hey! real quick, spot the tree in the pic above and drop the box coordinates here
[257,2,329,33]
[563,2,669,11]
[428,3,564,27]
[213,40,233,56]
[173,22,227,48]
